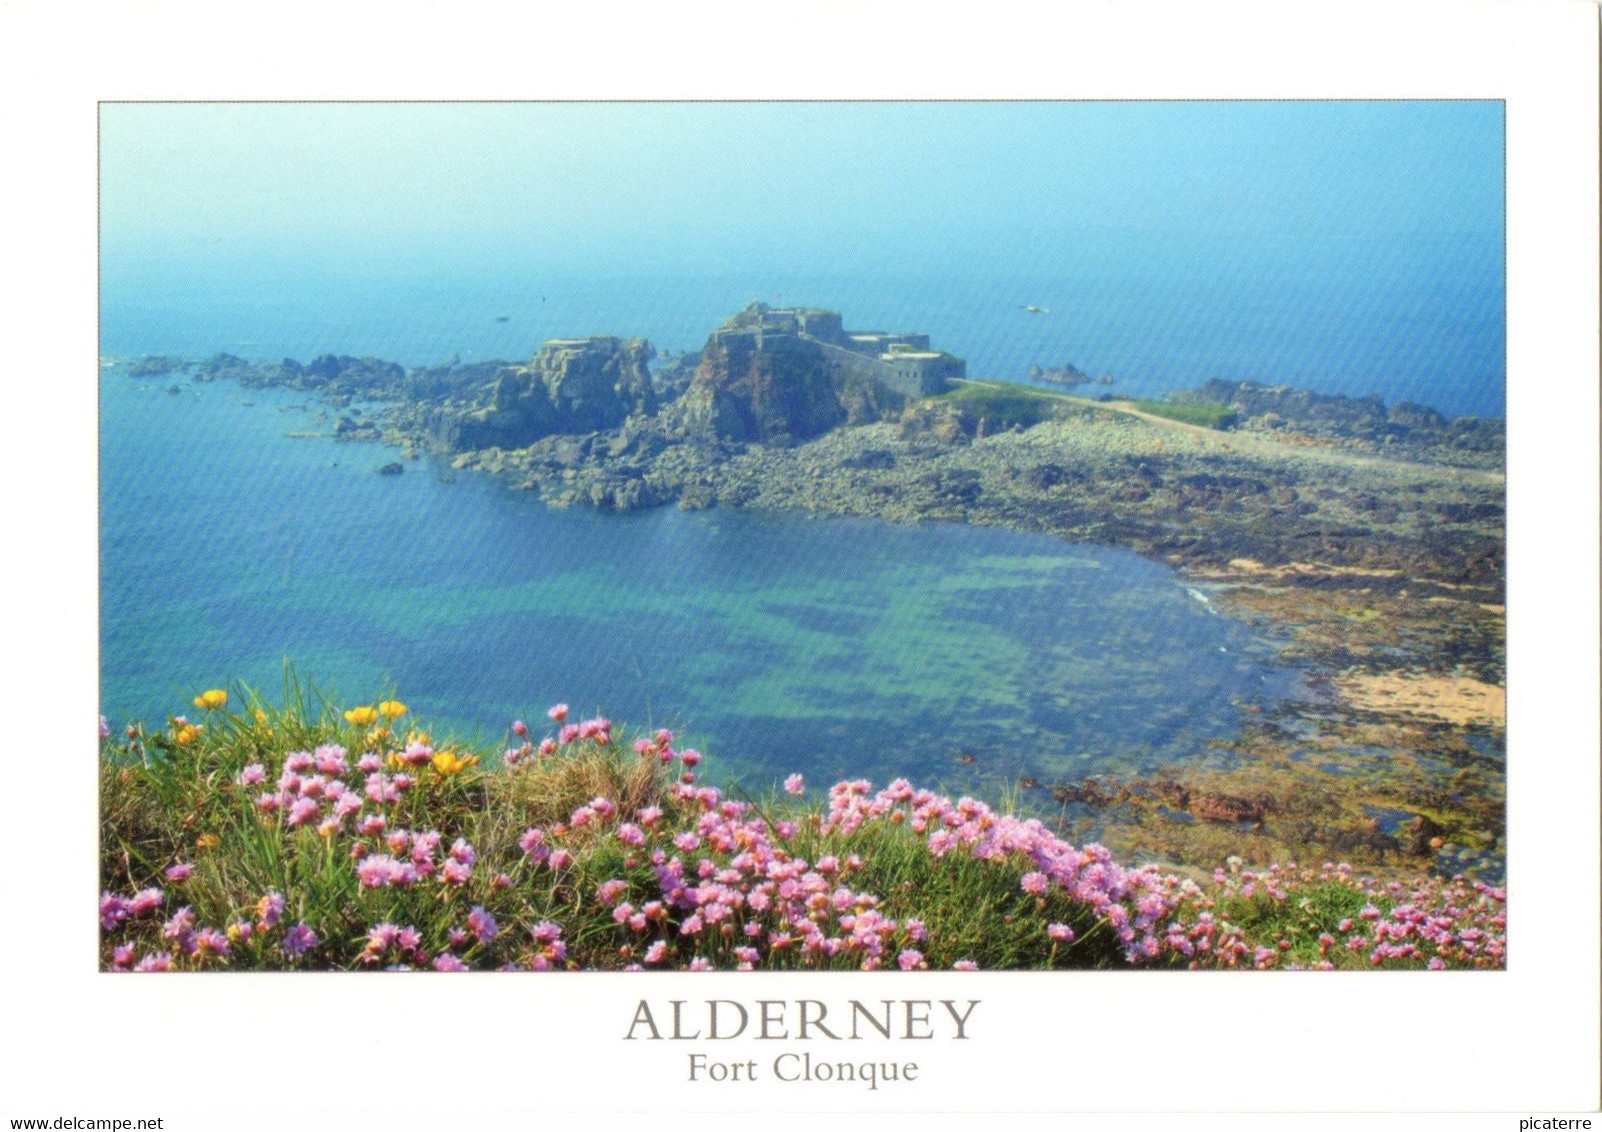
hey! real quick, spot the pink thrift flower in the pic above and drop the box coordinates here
[512,719,528,737]
[952,959,979,971]
[467,906,499,944]
[356,854,407,888]
[128,888,164,917]
[448,838,476,865]
[285,751,314,773]
[134,952,174,972]
[688,956,713,971]
[238,763,266,786]
[286,797,320,828]
[1047,923,1075,943]
[440,859,472,886]
[680,749,702,768]
[193,928,230,959]
[643,941,669,964]
[896,949,924,970]
[282,923,317,958]
[548,849,573,870]
[433,953,468,971]
[531,920,562,945]
[258,891,285,929]
[784,773,805,796]
[314,745,349,774]
[399,741,433,767]
[596,879,629,907]
[99,892,130,931]
[548,703,568,722]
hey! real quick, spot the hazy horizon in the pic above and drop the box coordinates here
[99,101,1506,417]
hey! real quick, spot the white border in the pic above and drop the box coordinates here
[2,0,1596,1123]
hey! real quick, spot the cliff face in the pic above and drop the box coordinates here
[674,334,847,445]
[433,337,656,452]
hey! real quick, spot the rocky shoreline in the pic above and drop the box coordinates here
[115,306,1506,879]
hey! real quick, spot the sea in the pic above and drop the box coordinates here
[99,248,1502,799]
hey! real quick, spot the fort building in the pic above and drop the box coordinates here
[709,302,965,398]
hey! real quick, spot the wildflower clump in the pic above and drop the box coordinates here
[97,685,1506,972]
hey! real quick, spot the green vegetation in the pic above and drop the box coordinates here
[937,380,1059,430]
[97,678,1505,972]
[1126,398,1240,430]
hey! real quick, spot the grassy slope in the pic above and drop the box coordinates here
[97,683,1506,973]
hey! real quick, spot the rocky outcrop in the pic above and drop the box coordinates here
[404,356,513,402]
[670,302,962,445]
[673,330,848,445]
[1177,379,1504,465]
[1028,361,1092,388]
[432,337,656,453]
[1181,380,1392,438]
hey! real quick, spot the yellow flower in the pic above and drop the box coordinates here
[386,750,404,771]
[379,700,408,719]
[174,723,203,745]
[195,833,220,851]
[254,709,268,726]
[408,730,431,746]
[344,705,378,727]
[193,688,228,710]
[431,750,478,776]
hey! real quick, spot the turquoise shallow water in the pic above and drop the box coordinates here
[99,375,1309,797]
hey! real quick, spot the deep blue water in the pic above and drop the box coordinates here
[100,375,1310,796]
[100,102,1506,419]
[99,239,1504,419]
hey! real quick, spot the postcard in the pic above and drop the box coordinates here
[7,0,1599,1126]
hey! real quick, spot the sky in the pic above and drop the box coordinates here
[100,101,1504,280]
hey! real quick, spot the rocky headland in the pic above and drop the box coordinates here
[121,300,1507,879]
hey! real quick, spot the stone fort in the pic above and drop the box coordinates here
[709,302,966,398]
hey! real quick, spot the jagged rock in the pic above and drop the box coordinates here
[897,400,972,446]
[432,337,656,453]
[1028,361,1091,387]
[1188,791,1265,825]
[1389,401,1448,431]
[672,302,961,445]
[675,328,845,445]
[129,355,188,378]
[1399,813,1445,856]
[841,448,896,470]
[377,462,404,476]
